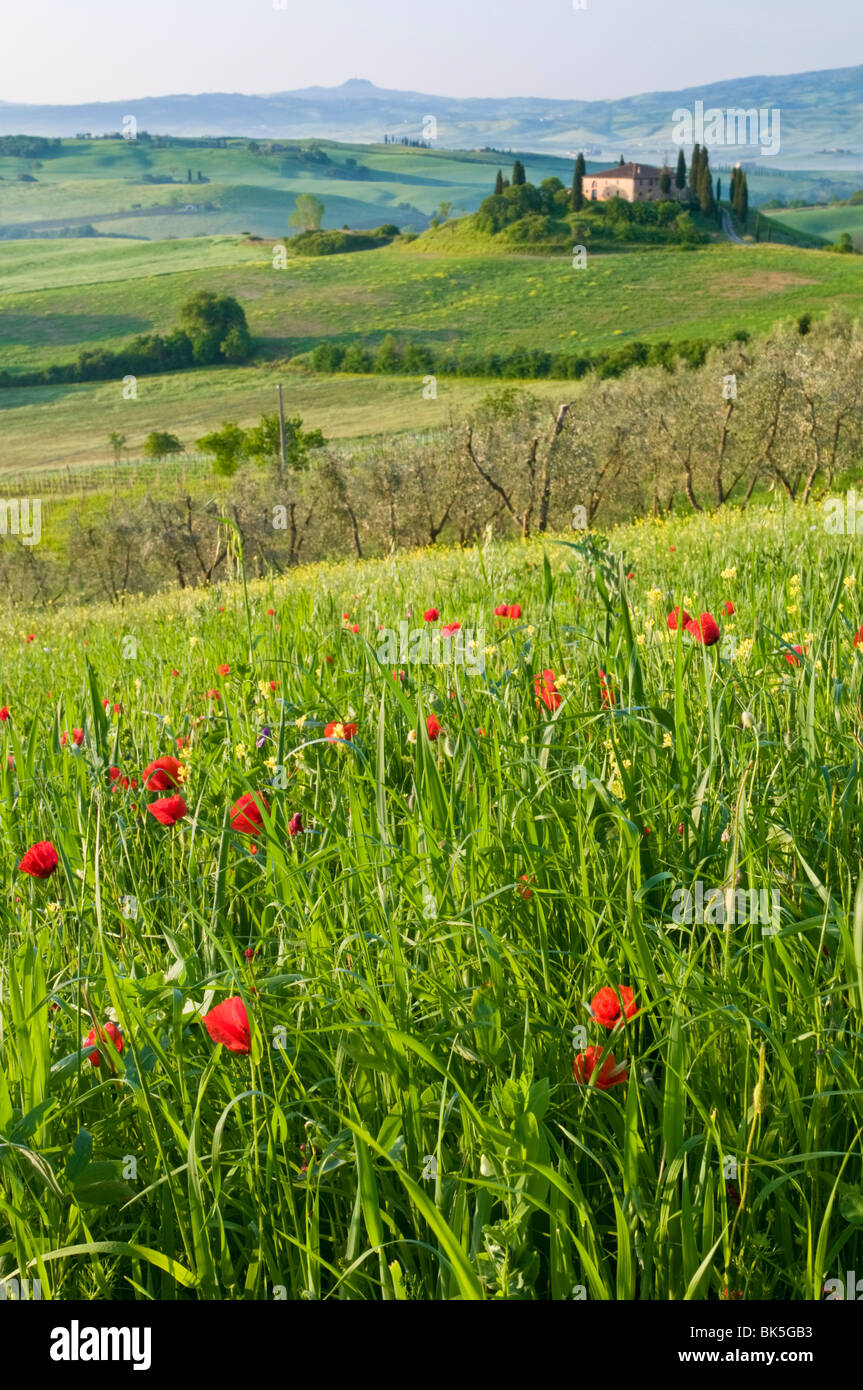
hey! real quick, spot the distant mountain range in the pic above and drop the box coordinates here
[2,67,863,164]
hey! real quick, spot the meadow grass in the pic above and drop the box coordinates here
[4,236,863,377]
[0,500,861,1300]
[777,203,863,250]
[0,139,574,241]
[4,232,863,472]
[0,368,573,473]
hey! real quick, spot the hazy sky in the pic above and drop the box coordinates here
[2,0,861,105]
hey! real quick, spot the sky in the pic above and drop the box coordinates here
[1,0,861,106]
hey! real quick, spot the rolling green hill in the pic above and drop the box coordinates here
[772,200,863,250]
[0,138,580,241]
[4,234,862,381]
[1,136,859,244]
[2,229,863,470]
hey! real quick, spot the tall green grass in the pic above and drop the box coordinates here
[0,501,861,1299]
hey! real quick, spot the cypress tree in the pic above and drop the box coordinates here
[689,143,701,199]
[571,152,585,211]
[512,159,526,186]
[740,172,748,226]
[698,151,713,214]
[716,175,722,204]
[618,154,625,165]
[675,148,686,190]
[494,169,504,196]
[659,166,671,196]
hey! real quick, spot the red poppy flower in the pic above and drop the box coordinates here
[573,1046,628,1090]
[342,612,350,621]
[350,624,360,634]
[724,600,735,615]
[854,625,863,649]
[218,664,231,677]
[230,791,269,835]
[785,644,807,666]
[392,669,405,682]
[205,689,221,701]
[506,603,522,619]
[534,669,561,712]
[269,679,280,690]
[61,728,85,748]
[143,756,185,791]
[493,604,508,617]
[267,608,275,616]
[84,1020,124,1067]
[591,985,638,1029]
[423,608,439,622]
[171,669,179,677]
[19,840,59,878]
[517,874,534,899]
[25,634,35,643]
[598,669,615,708]
[109,766,136,791]
[203,996,251,1054]
[684,612,720,646]
[441,622,461,638]
[288,812,304,837]
[147,795,188,826]
[323,721,358,742]
[0,706,9,721]
[426,714,442,741]
[667,606,691,632]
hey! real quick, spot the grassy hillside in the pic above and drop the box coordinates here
[774,202,863,250]
[1,500,861,1300]
[0,138,577,240]
[3,228,863,468]
[2,137,858,245]
[0,368,572,472]
[3,234,862,379]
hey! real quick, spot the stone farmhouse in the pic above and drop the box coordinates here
[584,161,678,203]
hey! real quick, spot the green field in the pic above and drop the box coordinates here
[0,367,573,473]
[3,234,863,375]
[3,137,858,246]
[1,500,862,1300]
[0,138,577,241]
[775,202,863,250]
[3,229,863,469]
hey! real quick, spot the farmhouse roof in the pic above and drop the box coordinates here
[590,162,665,179]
